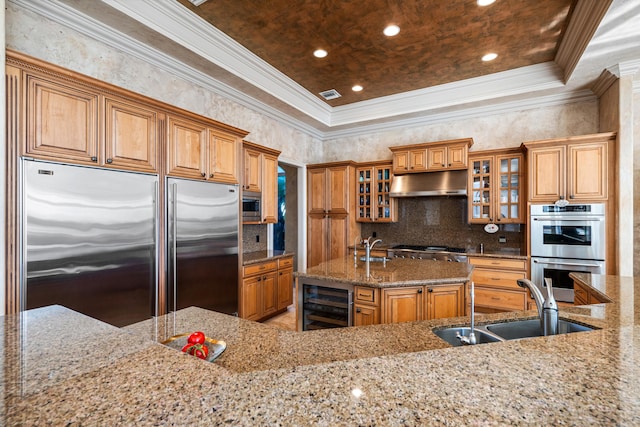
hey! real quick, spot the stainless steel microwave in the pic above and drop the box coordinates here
[242,192,261,220]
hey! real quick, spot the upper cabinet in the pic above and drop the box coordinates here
[468,148,525,224]
[522,132,616,203]
[355,161,397,222]
[166,114,243,184]
[242,141,281,224]
[390,138,473,174]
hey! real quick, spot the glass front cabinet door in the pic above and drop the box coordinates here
[356,163,397,222]
[468,150,524,224]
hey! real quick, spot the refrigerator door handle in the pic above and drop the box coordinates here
[171,182,178,313]
[153,180,159,318]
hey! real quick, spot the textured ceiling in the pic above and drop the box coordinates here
[175,0,576,106]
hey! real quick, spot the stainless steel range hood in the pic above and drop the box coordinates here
[389,170,468,197]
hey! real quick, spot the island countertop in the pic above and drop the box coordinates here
[2,275,640,425]
[296,256,473,287]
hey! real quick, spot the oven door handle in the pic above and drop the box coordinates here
[532,259,602,268]
[532,217,603,222]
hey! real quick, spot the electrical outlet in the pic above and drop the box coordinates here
[256,235,260,242]
[499,236,506,243]
[372,231,377,238]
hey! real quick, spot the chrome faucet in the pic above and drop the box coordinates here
[517,278,558,335]
[354,236,362,264]
[456,280,477,345]
[363,237,382,277]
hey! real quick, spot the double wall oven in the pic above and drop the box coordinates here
[530,204,606,302]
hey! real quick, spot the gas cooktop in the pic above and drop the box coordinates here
[390,244,467,254]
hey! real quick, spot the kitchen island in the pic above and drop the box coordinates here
[1,274,639,425]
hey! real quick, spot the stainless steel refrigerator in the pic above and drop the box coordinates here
[21,159,158,327]
[166,178,239,316]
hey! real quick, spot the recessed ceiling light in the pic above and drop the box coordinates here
[313,49,328,58]
[482,53,498,61]
[383,25,400,37]
[477,0,496,6]
[352,85,363,92]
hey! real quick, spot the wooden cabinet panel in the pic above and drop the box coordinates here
[427,146,447,170]
[262,154,278,223]
[469,256,529,312]
[307,214,327,267]
[241,276,261,321]
[354,304,379,326]
[568,143,607,201]
[262,272,278,316]
[392,151,409,173]
[243,148,262,192]
[167,116,206,179]
[26,74,99,163]
[208,129,239,184]
[327,166,350,213]
[328,215,349,261]
[528,146,564,202]
[448,144,468,169]
[426,284,465,319]
[469,257,526,270]
[382,287,423,323]
[408,149,427,171]
[308,168,327,214]
[355,163,396,223]
[277,267,294,309]
[475,287,527,311]
[472,269,526,290]
[104,96,157,173]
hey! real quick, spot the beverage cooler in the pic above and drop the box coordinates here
[301,282,353,330]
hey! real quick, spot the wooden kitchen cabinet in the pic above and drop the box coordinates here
[522,132,615,203]
[468,148,524,224]
[353,286,380,326]
[167,114,242,183]
[307,162,360,267]
[573,280,612,305]
[390,138,472,175]
[468,256,530,313]
[242,141,281,224]
[355,161,397,222]
[241,259,281,321]
[277,256,294,310]
[381,283,465,324]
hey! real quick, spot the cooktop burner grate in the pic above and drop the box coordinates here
[391,244,466,253]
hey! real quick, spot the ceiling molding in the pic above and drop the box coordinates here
[606,59,640,78]
[591,69,618,97]
[323,89,597,140]
[12,0,327,140]
[329,62,565,127]
[555,0,613,83]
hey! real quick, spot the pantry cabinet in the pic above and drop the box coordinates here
[380,283,466,324]
[307,162,360,267]
[242,141,281,224]
[355,161,397,222]
[390,138,473,175]
[468,256,530,313]
[468,148,524,224]
[522,132,615,203]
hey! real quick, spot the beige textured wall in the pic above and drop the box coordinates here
[5,3,324,165]
[633,91,640,276]
[323,101,599,162]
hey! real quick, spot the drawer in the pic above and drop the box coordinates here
[243,261,277,277]
[469,257,526,271]
[278,256,293,269]
[472,269,526,290]
[475,287,527,311]
[355,286,379,305]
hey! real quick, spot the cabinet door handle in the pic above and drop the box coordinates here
[201,172,206,177]
[279,272,283,276]
[257,277,261,282]
[91,156,98,162]
[106,158,113,164]
[428,288,433,293]
[356,308,362,313]
[209,173,214,178]
[418,288,423,294]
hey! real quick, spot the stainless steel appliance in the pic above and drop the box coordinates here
[530,203,606,302]
[21,159,158,327]
[242,191,261,221]
[167,178,239,316]
[388,245,468,262]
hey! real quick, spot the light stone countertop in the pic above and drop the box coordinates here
[242,250,292,265]
[2,274,639,425]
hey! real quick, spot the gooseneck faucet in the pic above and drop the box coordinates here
[456,280,477,345]
[363,237,382,277]
[517,278,558,335]
[354,236,362,264]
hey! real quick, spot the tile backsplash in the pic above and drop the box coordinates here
[360,197,524,252]
[242,224,268,252]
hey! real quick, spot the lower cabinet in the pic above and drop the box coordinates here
[353,283,466,325]
[468,256,530,313]
[242,255,294,321]
[573,280,611,305]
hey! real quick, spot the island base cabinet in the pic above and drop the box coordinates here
[381,284,466,324]
[353,286,380,326]
[426,285,465,320]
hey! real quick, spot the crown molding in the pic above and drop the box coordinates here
[606,59,640,78]
[591,69,618,97]
[555,0,613,82]
[330,62,564,127]
[323,89,596,140]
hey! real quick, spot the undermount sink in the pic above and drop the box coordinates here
[433,318,596,346]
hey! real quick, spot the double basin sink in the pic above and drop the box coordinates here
[434,318,595,347]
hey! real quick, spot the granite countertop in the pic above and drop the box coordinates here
[242,250,292,265]
[3,275,639,425]
[465,248,527,259]
[296,256,473,287]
